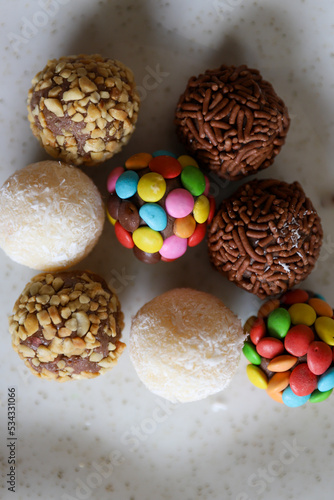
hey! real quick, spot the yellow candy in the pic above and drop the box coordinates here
[137,173,166,202]
[315,316,334,345]
[288,303,317,326]
[132,227,163,253]
[177,155,199,169]
[106,210,116,226]
[246,364,268,389]
[193,195,210,223]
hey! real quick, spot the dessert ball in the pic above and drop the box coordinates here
[8,270,125,381]
[243,289,334,407]
[175,64,290,180]
[27,54,140,166]
[106,151,215,263]
[129,288,245,402]
[0,161,105,271]
[208,179,323,299]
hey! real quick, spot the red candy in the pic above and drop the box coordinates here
[307,341,332,375]
[284,325,314,356]
[207,196,216,225]
[114,221,134,249]
[289,363,318,396]
[188,222,207,247]
[149,156,182,179]
[256,337,284,359]
[249,317,266,345]
[281,289,309,305]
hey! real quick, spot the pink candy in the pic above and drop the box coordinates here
[165,189,194,218]
[159,235,187,260]
[107,166,124,193]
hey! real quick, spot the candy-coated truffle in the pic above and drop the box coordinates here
[0,161,105,271]
[106,151,215,263]
[27,54,140,166]
[129,288,245,402]
[208,179,323,298]
[8,270,125,381]
[243,289,334,406]
[175,64,290,180]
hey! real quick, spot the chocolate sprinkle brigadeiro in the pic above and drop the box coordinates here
[175,65,290,180]
[8,270,125,381]
[208,179,323,299]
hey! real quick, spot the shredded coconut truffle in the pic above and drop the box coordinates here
[129,288,245,403]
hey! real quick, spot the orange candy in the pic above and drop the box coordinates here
[267,390,283,403]
[267,354,297,372]
[125,152,153,170]
[308,298,333,318]
[173,215,196,239]
[267,371,291,393]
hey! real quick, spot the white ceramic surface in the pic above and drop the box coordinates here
[1,1,334,499]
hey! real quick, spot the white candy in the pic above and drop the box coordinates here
[129,288,245,403]
[0,161,105,271]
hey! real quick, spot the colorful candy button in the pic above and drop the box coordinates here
[177,155,199,168]
[282,386,311,407]
[139,203,167,232]
[165,189,194,218]
[107,166,124,193]
[159,235,188,260]
[125,152,153,170]
[289,363,317,396]
[106,210,116,226]
[114,221,134,249]
[149,156,182,179]
[281,289,309,305]
[284,325,314,356]
[246,364,268,389]
[267,390,283,404]
[152,150,177,158]
[318,367,334,392]
[107,194,121,220]
[137,172,166,202]
[115,170,139,199]
[308,298,333,318]
[249,317,266,345]
[307,341,332,375]
[193,195,210,224]
[188,222,207,247]
[267,307,291,339]
[267,371,291,393]
[242,341,261,365]
[181,165,206,196]
[309,388,333,403]
[132,227,163,253]
[288,303,317,326]
[173,215,196,239]
[315,316,334,345]
[267,355,297,372]
[118,201,140,232]
[256,337,284,359]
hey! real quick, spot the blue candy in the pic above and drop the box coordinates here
[139,203,167,231]
[152,150,177,158]
[115,171,139,199]
[282,386,311,407]
[318,367,334,392]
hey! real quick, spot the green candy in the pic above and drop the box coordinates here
[242,341,261,365]
[267,308,291,339]
[309,388,333,403]
[181,165,206,196]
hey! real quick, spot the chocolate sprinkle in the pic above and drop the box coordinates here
[175,65,290,180]
[208,179,323,299]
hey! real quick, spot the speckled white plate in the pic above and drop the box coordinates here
[1,1,334,499]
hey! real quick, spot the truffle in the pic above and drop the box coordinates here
[8,270,125,381]
[106,151,215,263]
[27,54,140,166]
[208,179,323,299]
[243,289,334,406]
[175,64,290,180]
[0,161,105,271]
[129,288,245,403]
